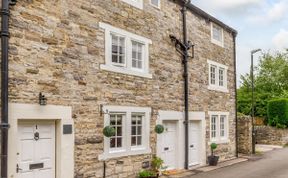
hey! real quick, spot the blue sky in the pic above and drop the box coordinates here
[192,0,288,86]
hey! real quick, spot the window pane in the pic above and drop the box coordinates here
[109,114,123,149]
[132,41,144,69]
[117,137,122,148]
[132,126,136,135]
[213,25,222,42]
[219,68,224,86]
[211,115,218,138]
[131,114,143,146]
[131,136,137,146]
[137,136,142,145]
[137,126,142,135]
[117,126,122,136]
[111,33,125,65]
[151,0,159,6]
[220,115,226,137]
[110,138,116,148]
[210,65,216,85]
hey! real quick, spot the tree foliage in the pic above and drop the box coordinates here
[237,50,288,117]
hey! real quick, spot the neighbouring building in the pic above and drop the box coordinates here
[3,0,237,177]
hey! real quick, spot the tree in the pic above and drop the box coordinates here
[237,51,288,117]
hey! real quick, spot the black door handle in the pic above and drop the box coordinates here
[190,145,194,148]
[164,147,169,151]
[16,164,22,173]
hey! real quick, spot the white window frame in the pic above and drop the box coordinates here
[99,106,151,160]
[150,0,161,9]
[99,22,152,78]
[207,60,228,93]
[211,23,224,47]
[208,111,229,144]
[121,0,143,10]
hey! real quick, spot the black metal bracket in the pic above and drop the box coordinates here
[9,0,17,6]
[0,123,10,129]
[169,35,195,59]
[100,104,109,116]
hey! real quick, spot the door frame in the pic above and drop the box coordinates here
[8,103,74,178]
[156,111,206,170]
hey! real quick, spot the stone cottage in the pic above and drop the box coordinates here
[1,0,237,177]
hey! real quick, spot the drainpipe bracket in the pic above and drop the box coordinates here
[0,123,10,129]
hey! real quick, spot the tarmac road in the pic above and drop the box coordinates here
[190,148,288,178]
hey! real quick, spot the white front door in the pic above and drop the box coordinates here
[17,121,55,178]
[161,121,177,170]
[189,121,201,167]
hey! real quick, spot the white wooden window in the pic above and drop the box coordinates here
[131,114,143,146]
[121,0,143,9]
[99,22,152,78]
[208,112,229,144]
[211,23,224,47]
[150,0,160,8]
[99,106,151,160]
[207,60,228,93]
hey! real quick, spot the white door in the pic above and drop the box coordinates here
[161,121,177,170]
[189,121,201,166]
[17,121,55,178]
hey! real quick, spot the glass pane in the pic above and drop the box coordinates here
[110,138,116,148]
[137,117,142,125]
[137,136,142,145]
[110,116,116,125]
[117,126,122,136]
[112,45,118,53]
[132,51,137,59]
[119,55,124,64]
[112,35,117,44]
[137,61,142,69]
[132,117,137,125]
[132,126,136,135]
[116,137,122,148]
[137,126,142,135]
[132,59,137,68]
[112,54,118,63]
[131,136,137,146]
[116,116,122,125]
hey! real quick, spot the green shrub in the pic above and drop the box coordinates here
[267,98,288,128]
[138,170,155,178]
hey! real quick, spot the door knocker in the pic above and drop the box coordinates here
[34,132,40,141]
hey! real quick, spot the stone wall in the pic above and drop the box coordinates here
[237,116,252,154]
[7,0,236,177]
[256,126,288,146]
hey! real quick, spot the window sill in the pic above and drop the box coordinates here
[211,39,224,48]
[208,85,229,93]
[100,64,153,79]
[208,139,230,145]
[98,148,151,160]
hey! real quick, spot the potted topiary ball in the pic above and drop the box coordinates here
[208,143,219,166]
[154,124,164,134]
[103,126,115,138]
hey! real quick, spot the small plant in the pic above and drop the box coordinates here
[138,170,156,178]
[102,126,115,138]
[151,156,164,172]
[210,143,217,156]
[154,124,164,134]
[208,143,219,166]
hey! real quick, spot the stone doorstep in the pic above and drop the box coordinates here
[161,158,248,178]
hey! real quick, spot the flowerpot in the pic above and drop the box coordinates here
[208,155,219,166]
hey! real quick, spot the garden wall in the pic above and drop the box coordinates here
[255,126,288,146]
[237,116,252,154]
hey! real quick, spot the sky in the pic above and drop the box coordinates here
[192,0,288,87]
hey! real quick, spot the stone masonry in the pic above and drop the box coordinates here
[256,126,288,146]
[7,0,236,177]
[237,116,252,154]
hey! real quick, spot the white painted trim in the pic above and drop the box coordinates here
[99,105,151,160]
[157,110,206,169]
[208,111,230,144]
[121,0,143,9]
[207,60,229,93]
[150,0,161,9]
[211,23,224,47]
[100,64,153,78]
[8,103,74,178]
[99,22,152,78]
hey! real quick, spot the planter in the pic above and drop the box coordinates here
[208,155,219,166]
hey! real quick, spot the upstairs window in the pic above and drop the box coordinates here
[211,23,224,47]
[99,22,152,78]
[207,60,228,93]
[121,0,143,9]
[150,0,160,8]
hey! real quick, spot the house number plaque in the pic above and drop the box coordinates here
[63,124,73,134]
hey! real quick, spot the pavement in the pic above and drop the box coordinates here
[162,144,287,178]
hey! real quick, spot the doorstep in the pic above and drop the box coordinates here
[161,158,248,178]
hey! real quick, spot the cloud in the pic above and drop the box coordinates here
[248,1,288,24]
[272,29,288,50]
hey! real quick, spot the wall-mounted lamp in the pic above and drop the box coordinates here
[39,92,47,106]
[100,104,109,116]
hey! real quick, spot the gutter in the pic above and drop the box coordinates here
[1,0,16,177]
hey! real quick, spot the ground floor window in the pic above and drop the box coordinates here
[99,106,151,160]
[208,111,229,144]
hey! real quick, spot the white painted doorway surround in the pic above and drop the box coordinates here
[157,111,206,170]
[8,103,74,178]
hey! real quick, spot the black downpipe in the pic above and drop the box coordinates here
[1,0,16,177]
[181,5,189,170]
[232,33,238,157]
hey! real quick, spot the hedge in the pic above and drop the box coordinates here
[267,98,288,128]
